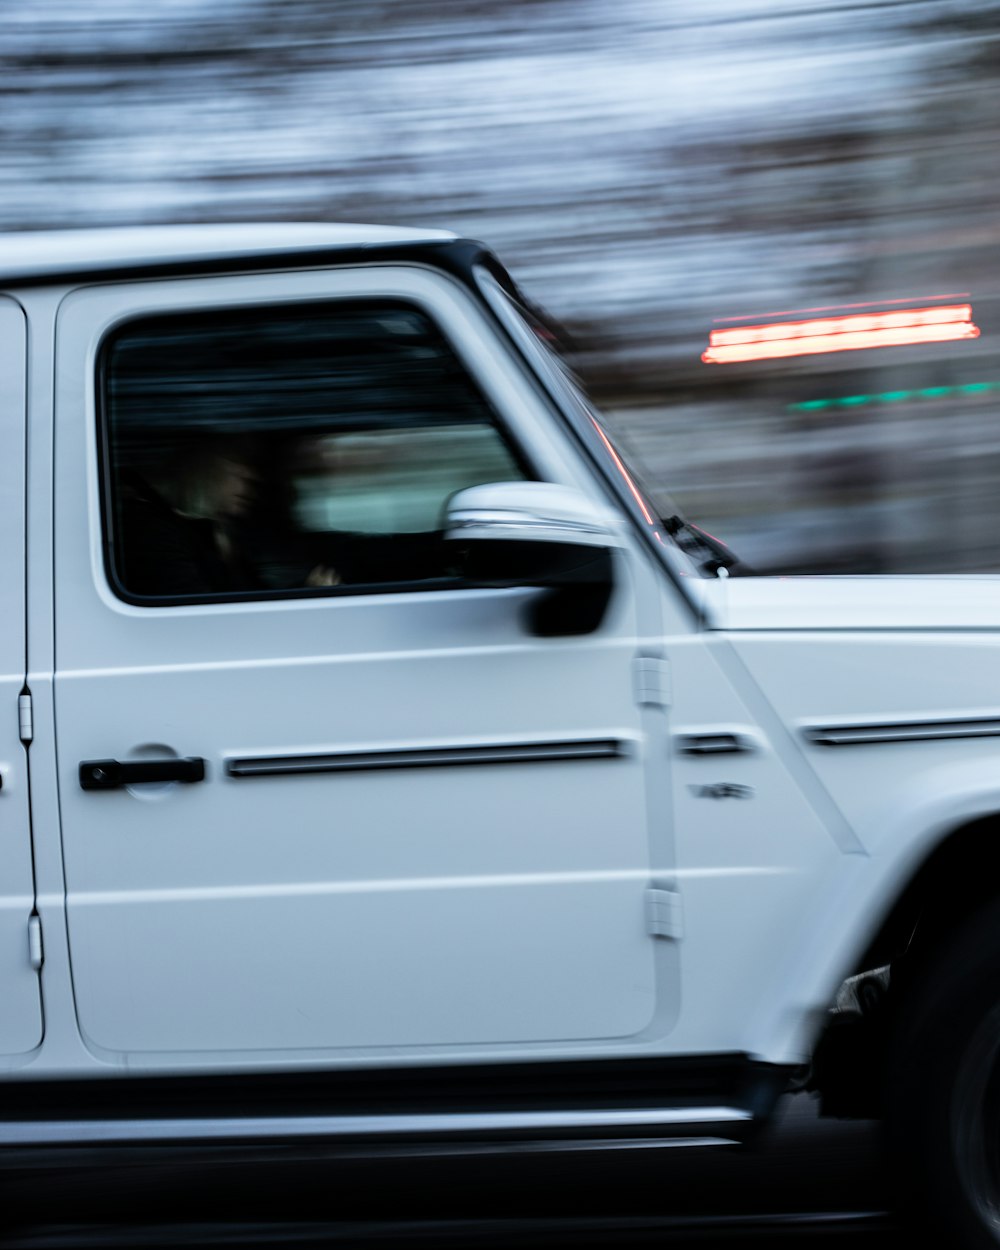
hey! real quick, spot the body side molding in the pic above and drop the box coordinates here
[805,717,1000,747]
[226,739,627,779]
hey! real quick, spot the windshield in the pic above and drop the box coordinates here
[476,268,743,577]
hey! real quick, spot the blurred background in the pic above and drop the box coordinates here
[4,0,999,574]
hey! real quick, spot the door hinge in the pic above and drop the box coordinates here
[18,692,32,744]
[27,915,43,971]
[633,658,671,709]
[646,887,683,941]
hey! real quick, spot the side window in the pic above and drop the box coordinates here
[100,300,530,602]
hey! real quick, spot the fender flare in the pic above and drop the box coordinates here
[747,758,1000,1063]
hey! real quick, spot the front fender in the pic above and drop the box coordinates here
[748,758,1000,1063]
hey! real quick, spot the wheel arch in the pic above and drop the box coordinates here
[849,810,1000,980]
[806,809,1000,1119]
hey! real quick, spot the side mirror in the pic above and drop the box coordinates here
[444,482,621,636]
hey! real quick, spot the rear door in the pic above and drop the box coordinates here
[52,265,676,1060]
[0,295,43,1054]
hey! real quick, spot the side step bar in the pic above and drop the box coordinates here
[0,1056,790,1153]
[0,1105,752,1148]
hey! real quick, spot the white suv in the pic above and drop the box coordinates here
[0,223,996,1247]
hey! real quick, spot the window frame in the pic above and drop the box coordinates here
[95,292,538,609]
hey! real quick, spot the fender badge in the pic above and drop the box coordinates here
[688,782,755,800]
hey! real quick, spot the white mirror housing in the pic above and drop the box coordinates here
[445,481,622,549]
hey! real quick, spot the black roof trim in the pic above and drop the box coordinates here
[0,237,496,292]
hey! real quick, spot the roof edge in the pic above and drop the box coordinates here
[0,222,460,284]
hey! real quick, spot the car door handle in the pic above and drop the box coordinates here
[78,758,207,791]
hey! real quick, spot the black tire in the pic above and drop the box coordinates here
[885,898,1000,1249]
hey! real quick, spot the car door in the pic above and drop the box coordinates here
[0,295,43,1055]
[52,264,677,1060]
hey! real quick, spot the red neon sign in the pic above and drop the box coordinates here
[702,304,980,365]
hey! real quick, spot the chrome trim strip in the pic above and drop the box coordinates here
[0,1105,751,1147]
[447,514,610,538]
[227,739,625,779]
[805,717,1000,747]
[404,1135,741,1158]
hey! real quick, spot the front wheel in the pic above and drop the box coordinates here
[885,900,1000,1249]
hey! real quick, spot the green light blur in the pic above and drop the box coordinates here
[789,382,1000,412]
